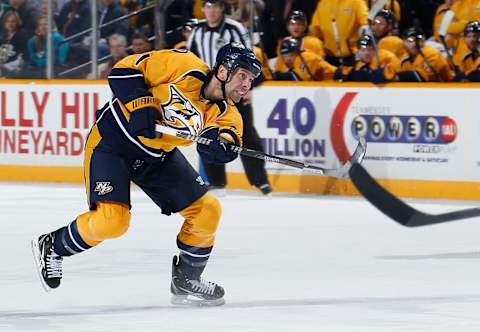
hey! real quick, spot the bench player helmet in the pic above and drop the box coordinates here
[375,9,395,25]
[286,10,307,25]
[464,20,480,36]
[279,37,301,54]
[404,27,424,42]
[357,34,374,48]
[214,42,262,78]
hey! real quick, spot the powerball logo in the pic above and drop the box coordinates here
[351,115,457,144]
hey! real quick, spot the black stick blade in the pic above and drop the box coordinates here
[348,163,480,227]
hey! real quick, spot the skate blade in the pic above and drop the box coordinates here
[171,294,226,307]
[31,239,52,293]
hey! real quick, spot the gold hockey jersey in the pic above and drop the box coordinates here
[400,46,454,82]
[310,0,369,58]
[94,49,243,161]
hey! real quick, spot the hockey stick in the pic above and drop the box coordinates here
[438,10,458,71]
[332,19,344,67]
[367,0,388,22]
[348,162,480,227]
[156,125,367,178]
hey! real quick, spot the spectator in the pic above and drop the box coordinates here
[27,16,69,76]
[274,37,336,81]
[0,10,28,77]
[56,0,91,38]
[56,0,91,65]
[398,27,453,82]
[8,0,37,34]
[38,0,59,17]
[97,33,128,79]
[0,2,12,22]
[275,10,325,75]
[334,34,400,83]
[310,0,369,66]
[99,0,128,40]
[130,32,152,54]
[456,20,480,81]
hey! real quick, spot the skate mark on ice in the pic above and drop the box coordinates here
[377,251,480,260]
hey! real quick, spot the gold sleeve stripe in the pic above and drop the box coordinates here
[125,96,160,112]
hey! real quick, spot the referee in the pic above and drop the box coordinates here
[188,0,272,195]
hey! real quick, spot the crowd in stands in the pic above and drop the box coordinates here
[1,0,480,82]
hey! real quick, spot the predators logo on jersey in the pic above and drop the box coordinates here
[161,85,203,135]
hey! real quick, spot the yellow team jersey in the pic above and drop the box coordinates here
[364,0,401,22]
[460,50,480,75]
[107,49,243,154]
[253,46,273,80]
[275,50,337,81]
[447,0,480,65]
[378,35,406,59]
[193,0,204,19]
[432,3,452,43]
[310,0,369,58]
[275,36,325,73]
[339,48,400,81]
[400,46,454,82]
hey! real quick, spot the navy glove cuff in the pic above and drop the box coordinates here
[197,128,238,165]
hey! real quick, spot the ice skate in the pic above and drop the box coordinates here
[256,183,272,195]
[170,255,225,306]
[31,232,63,292]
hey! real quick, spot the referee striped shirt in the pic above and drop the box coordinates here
[187,17,252,68]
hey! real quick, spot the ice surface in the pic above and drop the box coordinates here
[1,183,480,331]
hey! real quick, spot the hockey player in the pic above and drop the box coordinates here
[398,27,454,82]
[310,0,369,66]
[31,42,262,306]
[334,34,400,83]
[372,10,405,59]
[456,20,480,81]
[275,10,325,74]
[274,37,337,81]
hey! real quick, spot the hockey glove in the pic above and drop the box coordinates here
[397,71,423,82]
[125,88,162,139]
[371,68,388,84]
[197,128,239,165]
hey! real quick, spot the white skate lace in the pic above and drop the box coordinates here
[189,278,216,295]
[46,248,63,278]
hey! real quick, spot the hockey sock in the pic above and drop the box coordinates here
[53,220,92,257]
[177,238,211,280]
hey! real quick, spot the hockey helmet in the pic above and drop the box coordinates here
[464,21,480,36]
[286,10,307,25]
[404,27,424,42]
[357,34,374,48]
[214,42,262,78]
[202,0,224,6]
[375,9,395,25]
[280,37,301,55]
